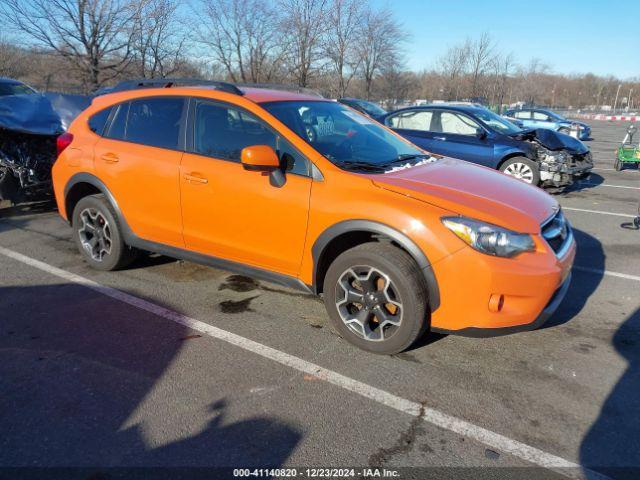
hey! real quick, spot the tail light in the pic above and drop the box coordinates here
[56,132,74,157]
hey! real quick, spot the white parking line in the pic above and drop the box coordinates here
[579,182,640,190]
[591,167,636,173]
[562,207,637,218]
[0,245,608,480]
[574,265,640,282]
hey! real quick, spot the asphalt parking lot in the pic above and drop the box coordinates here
[1,121,639,480]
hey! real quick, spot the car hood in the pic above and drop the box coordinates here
[370,158,558,234]
[511,128,589,154]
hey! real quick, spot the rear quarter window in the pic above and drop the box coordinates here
[88,107,112,136]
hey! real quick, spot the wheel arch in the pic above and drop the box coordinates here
[64,173,126,229]
[497,151,533,170]
[311,220,440,311]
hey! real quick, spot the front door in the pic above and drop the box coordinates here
[429,111,494,167]
[180,99,312,276]
[93,96,186,247]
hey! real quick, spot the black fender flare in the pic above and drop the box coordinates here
[63,173,133,236]
[311,220,440,311]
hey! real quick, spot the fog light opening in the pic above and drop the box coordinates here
[489,294,505,313]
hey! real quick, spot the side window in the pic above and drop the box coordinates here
[125,97,184,149]
[532,111,549,121]
[514,111,530,119]
[387,110,433,131]
[106,102,129,140]
[192,100,309,175]
[440,112,479,135]
[88,106,112,135]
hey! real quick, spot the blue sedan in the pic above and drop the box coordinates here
[503,108,591,140]
[380,104,593,187]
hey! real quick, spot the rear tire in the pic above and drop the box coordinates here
[72,194,138,271]
[323,242,429,355]
[499,157,541,186]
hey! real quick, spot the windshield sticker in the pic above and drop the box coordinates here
[386,157,438,173]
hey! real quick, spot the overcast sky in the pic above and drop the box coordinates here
[375,0,640,79]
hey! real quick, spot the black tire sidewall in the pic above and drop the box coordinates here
[72,195,127,271]
[500,157,541,186]
[323,244,428,355]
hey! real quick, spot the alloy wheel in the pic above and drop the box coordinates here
[503,162,534,183]
[78,208,112,261]
[335,265,403,342]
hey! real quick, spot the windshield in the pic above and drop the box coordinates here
[0,82,36,96]
[261,101,427,172]
[473,109,522,135]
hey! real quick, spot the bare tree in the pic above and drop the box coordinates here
[323,0,364,97]
[437,40,470,100]
[131,0,186,78]
[196,0,285,82]
[358,6,405,100]
[0,38,26,78]
[488,52,515,109]
[279,0,328,87]
[468,32,495,98]
[0,0,142,91]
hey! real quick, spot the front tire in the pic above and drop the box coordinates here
[323,242,429,355]
[499,157,541,186]
[72,194,138,271]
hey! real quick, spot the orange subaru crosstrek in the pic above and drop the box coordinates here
[52,80,575,354]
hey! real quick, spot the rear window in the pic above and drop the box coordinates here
[88,107,112,135]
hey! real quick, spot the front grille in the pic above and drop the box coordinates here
[541,209,572,256]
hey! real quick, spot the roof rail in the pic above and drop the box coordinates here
[236,82,324,98]
[109,78,244,96]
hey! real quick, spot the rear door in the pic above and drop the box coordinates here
[428,110,495,167]
[93,96,186,248]
[385,109,436,151]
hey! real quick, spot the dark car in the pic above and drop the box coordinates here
[338,98,387,118]
[503,107,591,140]
[380,104,593,187]
[0,77,37,96]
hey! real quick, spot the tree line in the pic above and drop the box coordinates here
[0,0,637,111]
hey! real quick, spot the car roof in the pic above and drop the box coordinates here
[240,87,328,103]
[389,104,488,115]
[0,77,24,85]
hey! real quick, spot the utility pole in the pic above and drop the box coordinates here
[613,84,622,114]
[629,88,634,111]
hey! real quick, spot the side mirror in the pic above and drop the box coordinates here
[476,128,487,140]
[241,145,280,172]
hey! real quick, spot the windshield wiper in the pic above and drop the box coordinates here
[334,160,388,172]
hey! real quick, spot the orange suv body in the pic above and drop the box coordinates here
[52,81,575,353]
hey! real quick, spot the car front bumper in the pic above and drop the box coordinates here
[540,152,593,187]
[429,231,576,336]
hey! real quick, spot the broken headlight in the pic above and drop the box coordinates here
[442,217,535,258]
[537,147,569,164]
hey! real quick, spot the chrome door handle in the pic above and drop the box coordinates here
[434,136,446,141]
[100,153,119,163]
[184,173,208,184]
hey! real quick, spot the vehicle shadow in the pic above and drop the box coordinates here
[0,197,57,219]
[555,172,605,195]
[0,283,301,475]
[580,307,640,480]
[543,227,605,329]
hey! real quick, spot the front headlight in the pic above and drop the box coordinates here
[442,217,535,258]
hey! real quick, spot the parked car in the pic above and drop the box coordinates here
[381,104,592,187]
[0,77,37,97]
[338,98,387,118]
[0,84,90,202]
[52,79,575,354]
[503,108,591,140]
